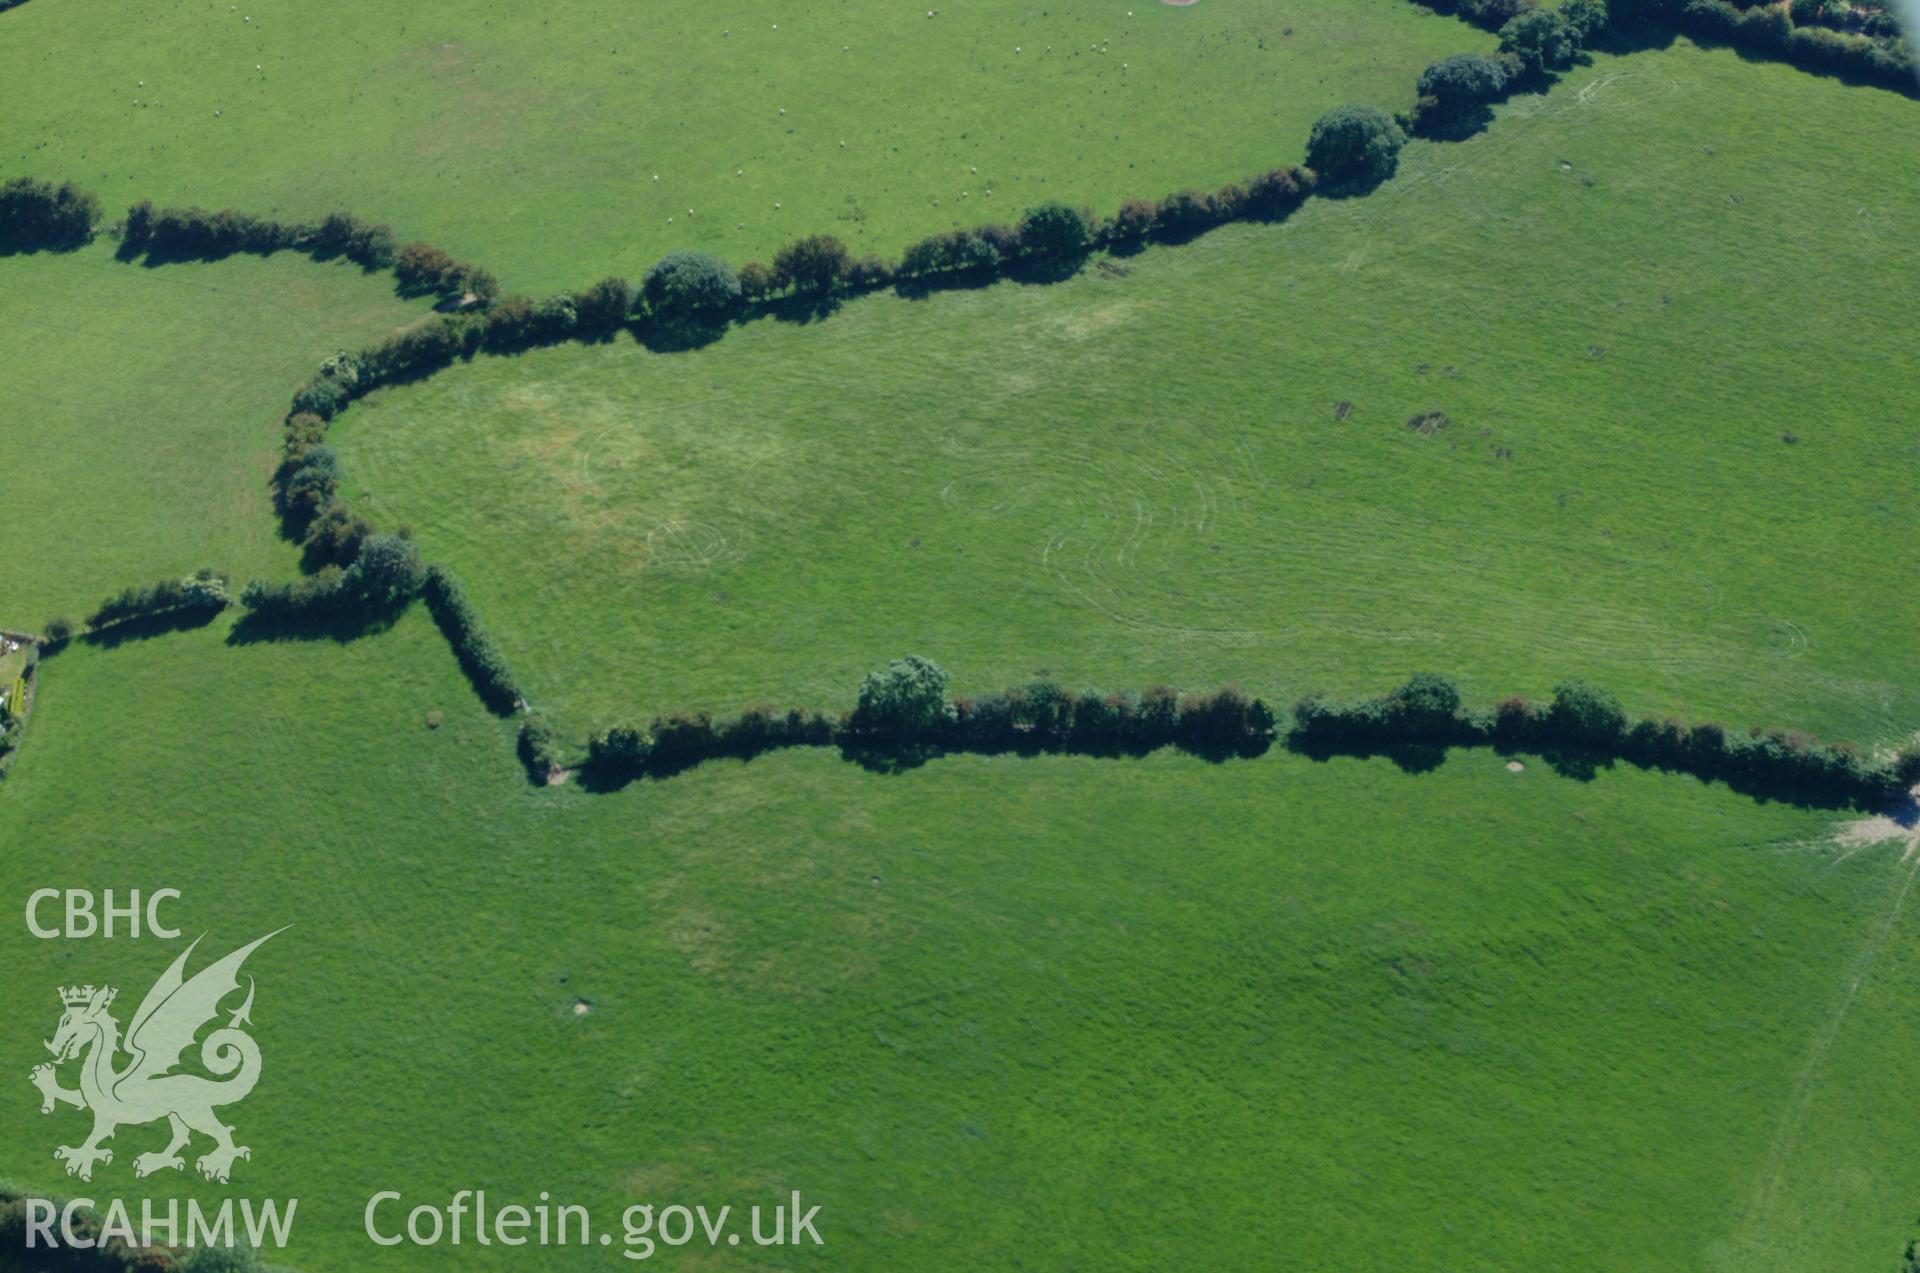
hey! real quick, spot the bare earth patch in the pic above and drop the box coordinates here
[1834,788,1920,862]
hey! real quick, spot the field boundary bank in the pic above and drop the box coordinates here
[552,669,1919,810]
[27,590,1920,812]
[4,5,1916,800]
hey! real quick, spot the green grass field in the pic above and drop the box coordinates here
[0,244,423,627]
[335,38,1920,745]
[3,617,1918,1269]
[5,1,1919,1269]
[0,0,1486,292]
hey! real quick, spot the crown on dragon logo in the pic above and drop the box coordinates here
[59,985,113,1007]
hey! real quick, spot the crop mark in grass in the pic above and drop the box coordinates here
[643,517,736,572]
[1769,618,1809,659]
[1742,825,1920,1249]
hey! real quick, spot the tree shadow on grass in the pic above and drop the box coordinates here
[891,269,1003,303]
[225,599,411,647]
[79,607,223,650]
[765,290,846,326]
[1289,737,1449,775]
[1296,733,1885,811]
[0,238,92,259]
[632,313,731,352]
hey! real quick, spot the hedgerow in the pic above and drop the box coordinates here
[423,565,522,713]
[1413,0,1916,95]
[583,657,1277,781]
[86,571,230,630]
[0,176,99,251]
[517,715,566,781]
[1291,674,1911,806]
[239,535,425,619]
[121,202,400,271]
[561,661,1919,806]
[393,241,498,301]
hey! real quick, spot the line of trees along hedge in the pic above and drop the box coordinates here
[571,660,1917,802]
[0,176,99,251]
[1414,0,1915,95]
[393,241,497,301]
[85,571,230,630]
[239,533,425,618]
[1292,673,1919,806]
[582,656,1278,781]
[422,565,522,713]
[122,202,401,271]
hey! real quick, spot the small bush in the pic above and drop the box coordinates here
[1109,197,1158,242]
[1414,53,1514,131]
[534,293,579,342]
[588,724,652,772]
[642,251,742,318]
[518,716,563,779]
[1544,680,1629,747]
[1244,167,1316,220]
[846,254,895,289]
[574,276,634,335]
[301,501,375,567]
[480,295,540,351]
[1017,202,1095,258]
[1154,189,1216,237]
[291,376,350,420]
[1305,105,1407,189]
[1892,742,1920,789]
[0,176,99,251]
[850,655,954,737]
[1561,0,1613,41]
[394,242,493,300]
[1500,8,1579,73]
[773,234,853,293]
[1454,0,1538,27]
[309,210,396,269]
[276,443,342,524]
[343,534,427,607]
[738,261,777,299]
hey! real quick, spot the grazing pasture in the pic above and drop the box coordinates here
[336,38,1920,744]
[0,0,1486,291]
[2,0,1917,1268]
[2,618,1918,1269]
[0,244,422,626]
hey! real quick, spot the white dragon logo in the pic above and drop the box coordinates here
[28,930,284,1183]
